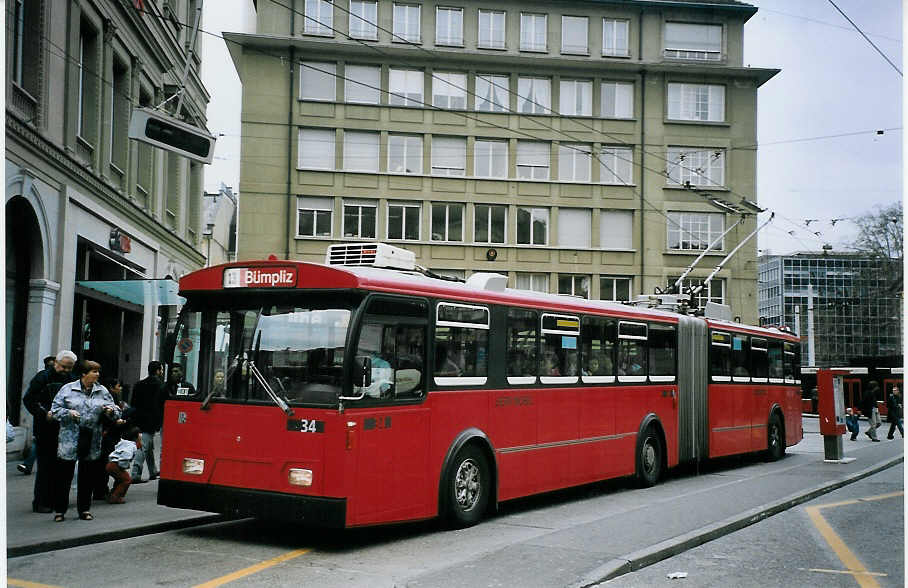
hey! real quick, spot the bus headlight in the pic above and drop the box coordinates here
[182,458,205,475]
[288,468,313,487]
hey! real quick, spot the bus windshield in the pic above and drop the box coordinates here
[170,294,356,407]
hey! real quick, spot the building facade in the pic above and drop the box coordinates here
[758,253,903,366]
[203,183,239,266]
[5,0,210,427]
[227,0,776,322]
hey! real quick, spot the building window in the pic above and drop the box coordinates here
[664,22,722,61]
[343,201,377,238]
[300,62,336,101]
[667,83,725,122]
[517,207,548,245]
[78,23,100,144]
[431,136,466,176]
[559,144,591,182]
[297,196,333,237]
[432,72,467,109]
[559,275,590,298]
[393,4,421,42]
[474,139,508,178]
[559,79,592,117]
[12,0,26,86]
[474,204,506,244]
[298,128,335,170]
[345,64,380,104]
[601,276,632,301]
[666,147,725,187]
[557,208,591,248]
[517,77,551,114]
[561,16,588,54]
[431,202,464,242]
[516,273,549,292]
[599,146,633,184]
[436,7,463,46]
[478,10,506,49]
[389,68,423,106]
[667,211,724,251]
[603,18,629,56]
[349,0,378,39]
[388,202,421,240]
[110,60,130,175]
[304,0,334,35]
[516,141,550,180]
[343,130,379,172]
[673,277,725,305]
[11,0,40,100]
[600,209,633,249]
[136,91,154,200]
[475,74,509,112]
[601,81,633,118]
[520,13,547,52]
[388,134,423,174]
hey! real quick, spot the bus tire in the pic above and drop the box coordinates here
[635,425,663,488]
[766,413,785,462]
[444,444,489,528]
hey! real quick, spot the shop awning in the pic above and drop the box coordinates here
[75,279,185,308]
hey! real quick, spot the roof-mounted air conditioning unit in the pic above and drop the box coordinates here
[325,243,416,270]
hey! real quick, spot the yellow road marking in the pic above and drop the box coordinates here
[805,491,903,588]
[8,580,64,588]
[193,548,311,588]
[804,568,887,577]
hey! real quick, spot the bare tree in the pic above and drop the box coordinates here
[850,202,903,262]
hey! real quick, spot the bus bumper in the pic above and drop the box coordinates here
[158,479,347,528]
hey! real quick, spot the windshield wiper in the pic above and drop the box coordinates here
[247,360,294,416]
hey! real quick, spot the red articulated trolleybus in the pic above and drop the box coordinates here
[158,243,803,528]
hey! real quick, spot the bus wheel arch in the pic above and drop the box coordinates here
[766,406,786,461]
[439,429,497,527]
[635,415,666,488]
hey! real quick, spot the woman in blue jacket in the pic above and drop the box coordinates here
[51,360,120,521]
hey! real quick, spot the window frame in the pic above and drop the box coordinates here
[667,211,725,251]
[349,0,378,40]
[667,82,725,122]
[298,127,336,170]
[557,274,591,299]
[388,133,423,174]
[558,143,592,182]
[599,146,633,185]
[561,15,589,55]
[431,72,467,110]
[559,79,593,117]
[387,201,421,241]
[473,203,507,244]
[297,196,334,238]
[516,206,549,245]
[517,76,551,114]
[516,141,550,180]
[342,130,379,172]
[600,276,632,301]
[344,64,381,104]
[478,9,506,49]
[304,0,334,36]
[666,147,726,188]
[664,22,723,61]
[520,12,548,52]
[474,139,508,178]
[435,6,464,46]
[434,302,490,386]
[602,17,629,57]
[392,3,421,43]
[540,313,580,384]
[388,68,424,107]
[617,320,648,382]
[300,61,337,101]
[431,136,466,176]
[475,74,510,112]
[430,202,465,242]
[601,81,634,119]
[342,200,377,239]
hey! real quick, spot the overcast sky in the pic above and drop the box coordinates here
[201,0,903,256]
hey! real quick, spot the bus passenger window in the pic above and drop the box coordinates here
[648,324,676,380]
[768,340,784,379]
[581,316,615,380]
[434,303,489,384]
[507,309,538,384]
[540,314,580,383]
[617,321,647,379]
[783,342,798,382]
[751,337,768,379]
[710,331,731,380]
[731,335,749,378]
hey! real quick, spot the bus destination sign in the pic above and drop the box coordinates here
[223,266,298,289]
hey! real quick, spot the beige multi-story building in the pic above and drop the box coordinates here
[5,0,210,428]
[227,0,776,321]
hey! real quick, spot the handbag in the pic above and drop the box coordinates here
[77,426,94,460]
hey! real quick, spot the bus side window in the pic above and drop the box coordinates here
[581,316,615,380]
[710,331,731,381]
[768,340,784,379]
[540,314,580,383]
[751,337,768,379]
[507,308,538,384]
[783,342,797,382]
[648,324,676,381]
[434,303,489,385]
[731,334,750,379]
[617,321,647,379]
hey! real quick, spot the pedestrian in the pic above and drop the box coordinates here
[131,361,166,484]
[886,386,903,439]
[21,350,77,512]
[17,356,57,476]
[165,363,196,397]
[94,377,131,500]
[106,426,141,504]
[862,382,882,442]
[50,360,120,522]
[845,408,860,441]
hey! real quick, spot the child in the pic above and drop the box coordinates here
[106,426,140,504]
[845,407,860,441]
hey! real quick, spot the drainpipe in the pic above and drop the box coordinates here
[286,8,296,261]
[638,9,645,294]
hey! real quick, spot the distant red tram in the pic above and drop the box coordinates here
[158,244,803,528]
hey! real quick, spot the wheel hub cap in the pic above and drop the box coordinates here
[455,459,480,511]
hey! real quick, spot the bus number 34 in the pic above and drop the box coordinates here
[287,419,325,433]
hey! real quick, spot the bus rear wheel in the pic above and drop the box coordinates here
[766,413,785,461]
[636,426,663,488]
[444,444,489,528]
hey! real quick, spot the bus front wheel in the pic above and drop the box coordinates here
[444,444,489,528]
[636,426,663,488]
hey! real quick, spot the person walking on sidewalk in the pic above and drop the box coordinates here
[18,356,57,476]
[130,361,166,483]
[51,360,120,522]
[862,382,882,442]
[886,386,903,439]
[106,426,140,503]
[21,350,77,512]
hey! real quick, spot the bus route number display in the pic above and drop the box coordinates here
[287,418,325,433]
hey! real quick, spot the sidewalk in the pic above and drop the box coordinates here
[6,416,903,560]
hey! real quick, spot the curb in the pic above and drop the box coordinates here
[7,513,228,558]
[570,454,904,588]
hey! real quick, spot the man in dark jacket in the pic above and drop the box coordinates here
[862,382,882,442]
[130,361,165,483]
[22,350,77,512]
[886,386,903,439]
